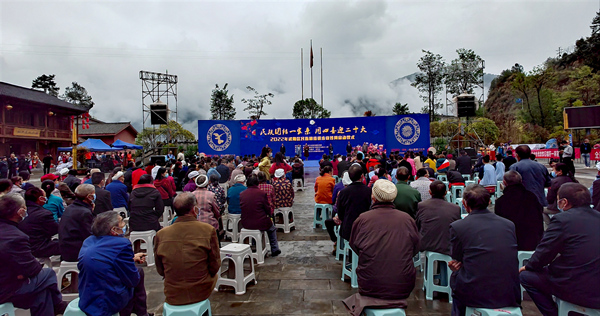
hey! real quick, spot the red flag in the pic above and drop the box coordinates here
[310,46,314,68]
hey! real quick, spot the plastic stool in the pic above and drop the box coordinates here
[462,174,471,181]
[465,306,522,316]
[57,261,80,300]
[465,180,476,186]
[313,203,332,229]
[340,239,358,288]
[225,214,242,242]
[214,243,256,295]
[274,207,295,233]
[239,228,270,264]
[333,175,340,183]
[413,252,424,272]
[164,300,212,316]
[293,178,304,191]
[129,230,156,266]
[496,181,503,198]
[445,192,452,203]
[556,298,600,316]
[334,226,345,261]
[437,174,448,182]
[517,251,534,299]
[37,257,52,268]
[452,185,465,205]
[363,308,406,316]
[64,298,117,316]
[423,251,453,303]
[161,206,172,228]
[0,303,15,316]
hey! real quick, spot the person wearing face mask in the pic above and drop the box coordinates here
[0,193,68,316]
[18,187,60,258]
[520,183,600,316]
[154,192,220,306]
[58,184,96,262]
[78,211,151,316]
[546,163,576,217]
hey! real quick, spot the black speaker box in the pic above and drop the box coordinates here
[150,103,168,125]
[457,95,477,117]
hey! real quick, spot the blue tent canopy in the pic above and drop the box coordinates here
[111,139,143,150]
[57,138,119,152]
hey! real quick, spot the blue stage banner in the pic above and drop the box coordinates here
[198,114,429,160]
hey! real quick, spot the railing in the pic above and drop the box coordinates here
[1,125,71,140]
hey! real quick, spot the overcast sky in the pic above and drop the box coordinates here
[1,0,598,135]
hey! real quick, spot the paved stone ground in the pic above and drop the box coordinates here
[28,162,598,316]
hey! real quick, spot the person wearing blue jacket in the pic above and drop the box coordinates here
[106,171,129,212]
[78,211,149,316]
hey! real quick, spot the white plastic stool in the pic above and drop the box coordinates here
[160,206,173,228]
[239,228,270,264]
[413,252,424,272]
[225,214,242,242]
[64,298,117,316]
[37,257,52,268]
[214,243,256,295]
[163,299,212,316]
[129,230,156,266]
[451,185,465,205]
[465,306,522,316]
[340,239,358,288]
[363,308,406,316]
[556,298,600,316]
[423,251,453,303]
[274,207,295,233]
[517,251,534,299]
[437,174,448,182]
[57,261,80,300]
[0,303,15,316]
[293,178,304,191]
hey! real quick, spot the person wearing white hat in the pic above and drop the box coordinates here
[106,171,129,212]
[272,168,294,210]
[192,175,221,231]
[227,174,247,215]
[324,171,352,254]
[183,170,200,192]
[228,163,245,187]
[342,179,420,315]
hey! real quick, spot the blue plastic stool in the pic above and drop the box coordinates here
[313,204,332,229]
[451,185,465,205]
[496,181,503,198]
[0,303,15,316]
[334,226,345,261]
[164,300,212,316]
[340,239,358,288]
[437,174,447,182]
[465,307,522,316]
[413,252,424,272]
[64,298,118,316]
[334,175,340,183]
[422,251,453,303]
[556,298,600,316]
[445,192,452,203]
[517,251,534,300]
[363,307,406,316]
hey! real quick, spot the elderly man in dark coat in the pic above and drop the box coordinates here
[343,179,420,316]
[495,170,543,251]
[240,174,281,257]
[337,164,372,241]
[520,183,600,316]
[416,180,460,255]
[449,184,520,316]
[58,184,96,262]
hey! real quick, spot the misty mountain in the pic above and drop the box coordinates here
[390,72,498,94]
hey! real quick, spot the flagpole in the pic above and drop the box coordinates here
[301,48,304,100]
[320,47,323,107]
[310,39,313,100]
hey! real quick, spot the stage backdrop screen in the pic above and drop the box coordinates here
[198,114,430,160]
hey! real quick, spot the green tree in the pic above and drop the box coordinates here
[31,74,60,97]
[529,65,554,128]
[241,86,273,120]
[412,50,446,122]
[512,72,535,123]
[468,118,499,145]
[392,102,410,115]
[62,82,94,108]
[568,65,600,105]
[445,48,484,97]
[135,120,196,149]
[210,83,236,120]
[292,98,331,119]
